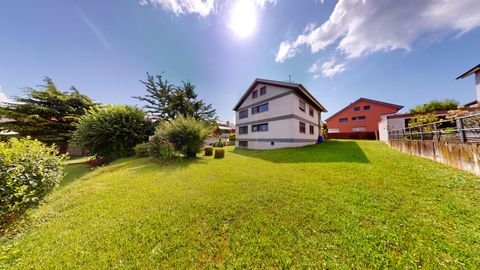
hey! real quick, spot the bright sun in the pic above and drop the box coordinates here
[229,0,257,38]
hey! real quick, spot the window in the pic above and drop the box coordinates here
[352,127,366,132]
[299,99,306,112]
[354,106,360,112]
[260,86,266,96]
[252,123,268,132]
[309,107,314,117]
[309,125,314,134]
[363,105,370,111]
[270,141,275,146]
[252,103,268,114]
[238,126,248,134]
[252,90,258,99]
[339,118,348,123]
[239,109,248,119]
[329,128,340,133]
[239,141,248,147]
[352,116,366,121]
[299,122,306,133]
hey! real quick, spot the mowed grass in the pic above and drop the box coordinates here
[1,140,480,268]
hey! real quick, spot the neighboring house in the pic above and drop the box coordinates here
[326,98,403,139]
[233,78,327,149]
[0,87,17,135]
[456,64,480,108]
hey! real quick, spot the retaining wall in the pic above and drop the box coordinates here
[388,140,480,175]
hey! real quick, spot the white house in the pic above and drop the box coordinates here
[233,78,327,149]
[457,64,480,108]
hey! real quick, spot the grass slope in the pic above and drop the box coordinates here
[1,140,479,269]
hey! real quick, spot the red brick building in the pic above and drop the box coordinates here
[326,98,403,139]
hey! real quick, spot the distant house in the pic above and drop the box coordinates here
[233,78,327,149]
[326,98,403,140]
[456,64,480,108]
[0,87,17,136]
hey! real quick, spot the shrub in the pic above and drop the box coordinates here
[204,146,213,156]
[73,105,153,162]
[214,148,225,159]
[87,156,108,168]
[148,134,176,161]
[215,138,224,148]
[134,143,150,158]
[0,138,65,230]
[156,116,211,158]
[228,134,235,142]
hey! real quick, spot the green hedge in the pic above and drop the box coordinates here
[0,138,65,230]
[214,148,225,159]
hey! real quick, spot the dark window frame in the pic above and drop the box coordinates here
[309,125,314,134]
[239,109,248,119]
[339,117,348,123]
[238,126,248,134]
[238,141,248,147]
[354,106,360,112]
[252,90,258,99]
[309,107,314,117]
[363,105,370,111]
[260,86,266,96]
[252,103,268,115]
[352,116,366,121]
[299,99,306,112]
[299,122,306,133]
[252,123,268,132]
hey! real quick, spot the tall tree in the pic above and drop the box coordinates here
[409,99,459,114]
[0,77,96,146]
[134,73,217,122]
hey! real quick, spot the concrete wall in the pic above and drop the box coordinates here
[388,139,480,175]
[379,117,407,142]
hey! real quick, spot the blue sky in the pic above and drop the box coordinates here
[1,0,479,122]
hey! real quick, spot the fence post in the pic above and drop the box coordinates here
[456,118,466,142]
[433,123,438,141]
[419,126,423,141]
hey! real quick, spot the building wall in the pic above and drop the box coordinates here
[476,72,480,103]
[379,117,408,142]
[326,100,401,134]
[235,84,320,150]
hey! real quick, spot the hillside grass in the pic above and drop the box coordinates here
[1,140,479,269]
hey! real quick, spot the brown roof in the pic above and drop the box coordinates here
[325,97,403,122]
[232,78,327,112]
[456,64,480,80]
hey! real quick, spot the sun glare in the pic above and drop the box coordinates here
[229,0,257,38]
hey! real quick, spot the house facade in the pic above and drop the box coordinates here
[456,64,480,108]
[233,78,327,149]
[326,98,403,139]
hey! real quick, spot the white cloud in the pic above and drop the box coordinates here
[309,58,347,78]
[140,0,275,17]
[140,0,216,17]
[275,0,480,62]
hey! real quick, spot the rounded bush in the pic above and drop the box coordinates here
[148,134,176,161]
[214,148,225,159]
[156,116,211,158]
[73,105,153,162]
[0,138,65,230]
[134,143,150,158]
[204,146,213,156]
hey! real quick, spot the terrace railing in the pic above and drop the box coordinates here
[388,113,480,143]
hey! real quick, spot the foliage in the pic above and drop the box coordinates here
[228,134,236,142]
[134,73,217,122]
[322,123,328,134]
[214,148,225,159]
[0,77,96,146]
[155,115,211,158]
[0,138,65,231]
[204,146,213,156]
[73,105,153,162]
[147,134,176,161]
[86,157,108,168]
[408,113,439,132]
[134,143,150,158]
[2,141,480,268]
[409,99,459,114]
[215,138,224,148]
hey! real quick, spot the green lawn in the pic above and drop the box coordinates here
[1,140,480,268]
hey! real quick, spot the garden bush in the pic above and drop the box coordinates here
[73,105,153,162]
[204,146,213,156]
[87,156,108,168]
[134,143,150,158]
[156,116,211,158]
[148,134,176,161]
[215,138,224,148]
[214,148,225,159]
[0,138,65,231]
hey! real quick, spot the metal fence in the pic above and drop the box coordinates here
[388,113,480,143]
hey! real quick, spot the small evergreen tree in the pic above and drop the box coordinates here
[0,77,96,146]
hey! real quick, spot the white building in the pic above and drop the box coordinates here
[233,78,327,149]
[457,64,480,108]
